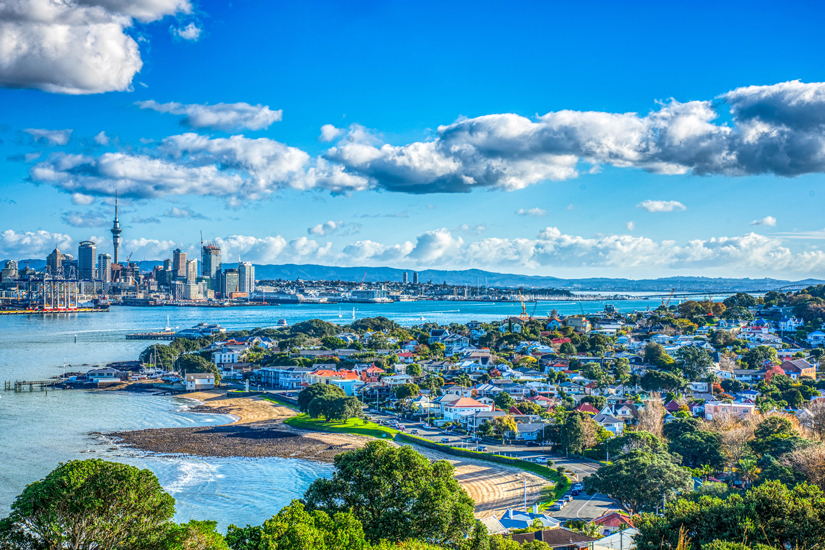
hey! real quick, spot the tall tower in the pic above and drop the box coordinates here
[110,191,122,264]
[173,249,187,278]
[78,241,96,280]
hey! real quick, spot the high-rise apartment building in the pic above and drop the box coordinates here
[402,272,408,284]
[163,259,173,271]
[221,268,239,297]
[173,249,187,279]
[97,253,112,283]
[186,259,198,283]
[239,262,255,294]
[413,271,419,284]
[202,243,221,291]
[78,241,96,280]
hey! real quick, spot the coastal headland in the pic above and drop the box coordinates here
[111,390,546,518]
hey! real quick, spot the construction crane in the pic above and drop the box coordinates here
[662,288,675,307]
[531,300,538,318]
[360,271,367,289]
[518,291,528,318]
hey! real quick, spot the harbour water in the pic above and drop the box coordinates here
[0,298,658,527]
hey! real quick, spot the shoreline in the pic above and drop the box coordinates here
[110,390,549,517]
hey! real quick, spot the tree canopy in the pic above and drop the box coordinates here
[298,383,346,413]
[303,441,475,546]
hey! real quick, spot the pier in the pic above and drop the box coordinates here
[125,331,177,340]
[4,380,60,392]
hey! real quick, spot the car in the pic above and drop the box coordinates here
[440,438,450,444]
[555,500,567,509]
[410,429,419,434]
[573,482,584,491]
[525,441,540,447]
[476,445,487,452]
[534,457,548,463]
[562,494,573,503]
[549,503,563,511]
[571,489,580,496]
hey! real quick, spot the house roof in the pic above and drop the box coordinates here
[593,414,623,425]
[780,359,813,372]
[593,512,634,528]
[576,403,600,414]
[664,400,681,412]
[511,528,598,548]
[449,397,487,408]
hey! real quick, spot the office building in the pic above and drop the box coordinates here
[413,271,419,284]
[78,241,96,280]
[402,272,408,284]
[222,268,239,297]
[239,261,255,294]
[46,248,65,276]
[1,260,18,282]
[97,253,112,283]
[186,259,198,283]
[163,259,173,271]
[110,192,122,264]
[202,243,221,291]
[173,249,187,279]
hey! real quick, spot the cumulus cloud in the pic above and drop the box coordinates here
[637,200,686,212]
[162,206,208,219]
[136,100,282,131]
[94,131,110,146]
[307,220,361,236]
[0,229,73,259]
[0,0,190,94]
[71,193,95,205]
[213,234,333,264]
[751,216,777,227]
[626,221,636,231]
[61,209,110,227]
[171,22,201,41]
[319,124,344,142]
[516,208,546,217]
[24,129,72,145]
[324,81,825,193]
[132,216,160,224]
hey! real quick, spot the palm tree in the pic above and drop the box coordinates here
[455,373,472,387]
[699,463,714,481]
[707,373,718,399]
[738,458,758,488]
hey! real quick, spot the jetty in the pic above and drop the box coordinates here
[125,331,177,340]
[4,380,60,392]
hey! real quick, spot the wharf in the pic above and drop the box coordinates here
[0,307,107,315]
[4,379,60,392]
[125,331,177,340]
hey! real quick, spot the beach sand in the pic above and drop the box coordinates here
[111,390,549,517]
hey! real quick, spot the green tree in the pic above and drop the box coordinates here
[614,358,631,381]
[640,370,687,392]
[668,430,726,469]
[634,480,825,550]
[741,346,778,370]
[394,383,420,401]
[560,342,576,355]
[259,500,370,550]
[605,431,666,457]
[308,395,340,422]
[0,459,175,550]
[490,416,518,438]
[290,319,339,338]
[298,383,346,413]
[303,441,475,546]
[561,413,586,454]
[584,451,693,513]
[675,347,714,381]
[165,520,229,550]
[226,524,263,550]
[644,343,675,368]
[321,336,348,350]
[493,392,515,410]
[406,363,423,377]
[723,293,758,309]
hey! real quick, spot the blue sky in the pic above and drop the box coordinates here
[2,0,825,278]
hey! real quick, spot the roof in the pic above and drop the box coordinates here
[593,414,623,425]
[511,528,598,548]
[780,359,814,372]
[449,397,487,408]
[576,403,600,414]
[593,512,634,528]
[186,373,214,380]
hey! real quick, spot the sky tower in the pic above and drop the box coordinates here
[110,191,122,264]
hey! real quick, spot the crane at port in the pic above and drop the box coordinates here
[662,288,675,308]
[518,291,528,318]
[361,271,367,289]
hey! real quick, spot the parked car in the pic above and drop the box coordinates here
[562,494,573,503]
[525,441,540,447]
[549,502,563,511]
[571,489,580,496]
[573,482,584,491]
[440,438,450,444]
[476,445,487,452]
[410,429,419,435]
[555,500,566,509]
[534,457,548,463]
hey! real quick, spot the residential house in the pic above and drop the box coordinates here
[546,317,564,330]
[382,374,414,386]
[499,509,561,531]
[258,366,315,389]
[807,331,825,346]
[442,397,493,422]
[780,359,816,380]
[396,352,415,364]
[592,512,634,536]
[428,329,451,344]
[360,365,385,383]
[185,373,215,391]
[306,369,360,386]
[779,316,804,332]
[87,367,125,384]
[599,402,640,425]
[330,377,365,396]
[704,401,756,420]
[565,316,591,333]
[511,528,598,550]
[732,369,767,383]
[593,414,624,435]
[507,422,548,441]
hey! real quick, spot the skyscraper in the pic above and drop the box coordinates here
[239,261,255,294]
[78,241,96,280]
[173,249,186,278]
[186,259,198,283]
[222,268,239,297]
[46,248,65,276]
[110,192,122,264]
[402,272,408,284]
[97,253,112,283]
[202,243,221,291]
[413,271,419,284]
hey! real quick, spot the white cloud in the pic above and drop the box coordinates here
[94,131,110,146]
[136,100,282,131]
[213,235,333,264]
[61,209,110,227]
[0,229,73,259]
[452,224,487,235]
[162,206,207,219]
[24,129,72,145]
[516,208,546,217]
[171,22,201,41]
[751,216,777,227]
[309,220,341,236]
[637,200,686,212]
[71,193,95,205]
[319,124,344,142]
[626,221,635,231]
[324,81,825,193]
[0,0,190,94]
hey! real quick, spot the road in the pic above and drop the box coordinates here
[364,408,615,521]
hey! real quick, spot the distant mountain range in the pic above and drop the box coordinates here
[9,259,823,292]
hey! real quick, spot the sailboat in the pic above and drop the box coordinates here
[352,307,356,320]
[338,306,343,318]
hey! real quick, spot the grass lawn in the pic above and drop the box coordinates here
[285,414,400,439]
[260,394,300,411]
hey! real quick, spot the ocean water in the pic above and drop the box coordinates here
[0,298,655,527]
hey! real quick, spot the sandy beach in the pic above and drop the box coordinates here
[111,390,549,517]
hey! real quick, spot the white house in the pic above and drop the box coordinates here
[442,397,493,422]
[87,367,124,384]
[186,373,215,391]
[212,350,242,364]
[807,331,825,346]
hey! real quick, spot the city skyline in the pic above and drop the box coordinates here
[3,1,825,279]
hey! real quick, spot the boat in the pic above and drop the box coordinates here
[276,319,289,328]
